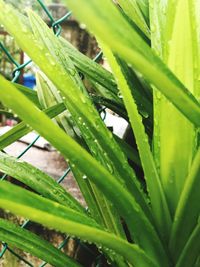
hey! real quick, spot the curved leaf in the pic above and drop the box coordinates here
[169,148,200,261]
[0,74,167,266]
[0,181,156,267]
[0,151,84,212]
[99,42,171,244]
[0,102,66,150]
[117,0,150,38]
[176,222,200,267]
[0,218,80,267]
[62,0,200,127]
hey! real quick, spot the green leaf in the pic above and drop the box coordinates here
[0,74,167,267]
[0,181,157,267]
[176,222,200,267]
[0,151,84,212]
[0,218,80,267]
[117,0,150,38]
[62,0,200,127]
[33,61,125,241]
[14,83,41,108]
[0,6,151,230]
[26,8,142,204]
[150,0,198,215]
[113,134,141,167]
[26,8,152,249]
[58,37,120,102]
[99,42,171,243]
[36,71,83,144]
[0,102,66,150]
[169,148,200,262]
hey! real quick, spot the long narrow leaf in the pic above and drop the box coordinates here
[0,74,168,266]
[176,222,200,267]
[0,218,80,267]
[99,42,171,242]
[169,148,200,261]
[0,152,84,212]
[0,103,65,150]
[62,0,200,127]
[0,181,157,267]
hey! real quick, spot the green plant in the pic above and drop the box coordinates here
[0,0,199,266]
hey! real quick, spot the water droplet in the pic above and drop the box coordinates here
[35,176,41,182]
[140,110,149,119]
[106,163,114,174]
[79,23,86,30]
[117,91,123,99]
[31,169,36,174]
[52,189,58,194]
[68,68,76,76]
[80,95,86,103]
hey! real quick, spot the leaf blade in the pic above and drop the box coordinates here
[0,218,80,267]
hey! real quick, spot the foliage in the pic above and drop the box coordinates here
[0,0,199,266]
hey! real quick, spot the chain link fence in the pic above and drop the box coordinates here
[0,0,104,266]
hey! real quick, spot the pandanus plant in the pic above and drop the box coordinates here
[0,0,199,266]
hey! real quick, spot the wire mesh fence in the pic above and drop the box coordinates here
[0,0,104,266]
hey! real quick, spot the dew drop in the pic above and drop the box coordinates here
[80,95,86,104]
[106,163,114,174]
[140,110,149,119]
[117,91,123,99]
[68,68,76,76]
[52,189,58,194]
